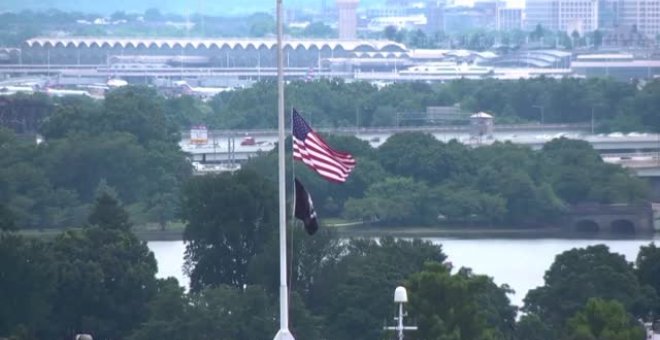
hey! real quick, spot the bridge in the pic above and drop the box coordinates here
[567,203,654,234]
[181,125,660,164]
[181,124,591,163]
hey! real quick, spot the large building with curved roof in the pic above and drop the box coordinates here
[22,37,408,68]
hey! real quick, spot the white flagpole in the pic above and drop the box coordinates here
[274,0,294,338]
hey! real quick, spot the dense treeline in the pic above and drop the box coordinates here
[208,78,660,132]
[2,170,660,339]
[0,87,190,229]
[0,79,653,229]
[245,133,647,227]
[0,194,157,339]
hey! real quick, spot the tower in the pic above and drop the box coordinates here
[336,0,359,40]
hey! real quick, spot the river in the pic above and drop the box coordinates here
[148,236,660,307]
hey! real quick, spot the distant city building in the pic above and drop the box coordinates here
[598,0,624,30]
[481,49,572,68]
[367,15,427,32]
[620,0,660,39]
[337,0,360,39]
[21,37,407,69]
[425,0,446,34]
[525,0,660,40]
[444,6,496,32]
[473,1,502,17]
[525,0,599,34]
[365,7,408,18]
[525,0,557,31]
[572,53,660,80]
[497,7,523,31]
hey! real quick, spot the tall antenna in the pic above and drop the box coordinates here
[273,0,295,338]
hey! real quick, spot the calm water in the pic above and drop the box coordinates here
[149,236,660,307]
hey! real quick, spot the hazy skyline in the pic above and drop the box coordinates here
[455,0,524,7]
[1,0,526,15]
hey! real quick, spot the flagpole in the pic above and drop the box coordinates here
[274,0,294,338]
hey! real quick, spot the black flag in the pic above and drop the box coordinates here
[294,178,319,235]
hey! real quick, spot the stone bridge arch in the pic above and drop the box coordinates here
[564,203,653,234]
[574,219,600,233]
[610,219,636,234]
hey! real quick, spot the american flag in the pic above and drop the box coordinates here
[292,109,356,183]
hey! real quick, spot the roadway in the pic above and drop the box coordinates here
[181,126,660,176]
[0,64,574,81]
[0,64,352,79]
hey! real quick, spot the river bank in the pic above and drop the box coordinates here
[332,225,563,238]
[17,227,185,242]
[20,224,653,242]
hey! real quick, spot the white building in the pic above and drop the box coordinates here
[367,15,427,32]
[526,0,599,34]
[497,7,523,30]
[620,0,660,39]
[337,0,360,40]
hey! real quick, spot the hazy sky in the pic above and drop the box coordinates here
[455,0,525,7]
[0,0,528,15]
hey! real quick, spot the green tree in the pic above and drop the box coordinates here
[302,22,334,38]
[162,95,213,131]
[248,13,275,37]
[39,95,103,140]
[312,238,446,340]
[129,281,292,340]
[636,243,660,304]
[126,278,195,340]
[384,25,398,41]
[634,80,660,132]
[433,186,507,224]
[182,169,277,291]
[0,234,54,339]
[343,177,433,225]
[41,131,151,202]
[524,245,657,329]
[515,314,556,340]
[103,86,172,144]
[540,138,648,204]
[49,225,158,339]
[566,298,645,340]
[88,191,131,231]
[407,262,516,340]
[593,30,603,48]
[247,227,343,299]
[377,132,474,183]
[144,8,162,22]
[0,203,16,231]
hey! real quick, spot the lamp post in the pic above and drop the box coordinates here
[532,105,544,125]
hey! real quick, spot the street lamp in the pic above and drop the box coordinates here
[532,105,545,125]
